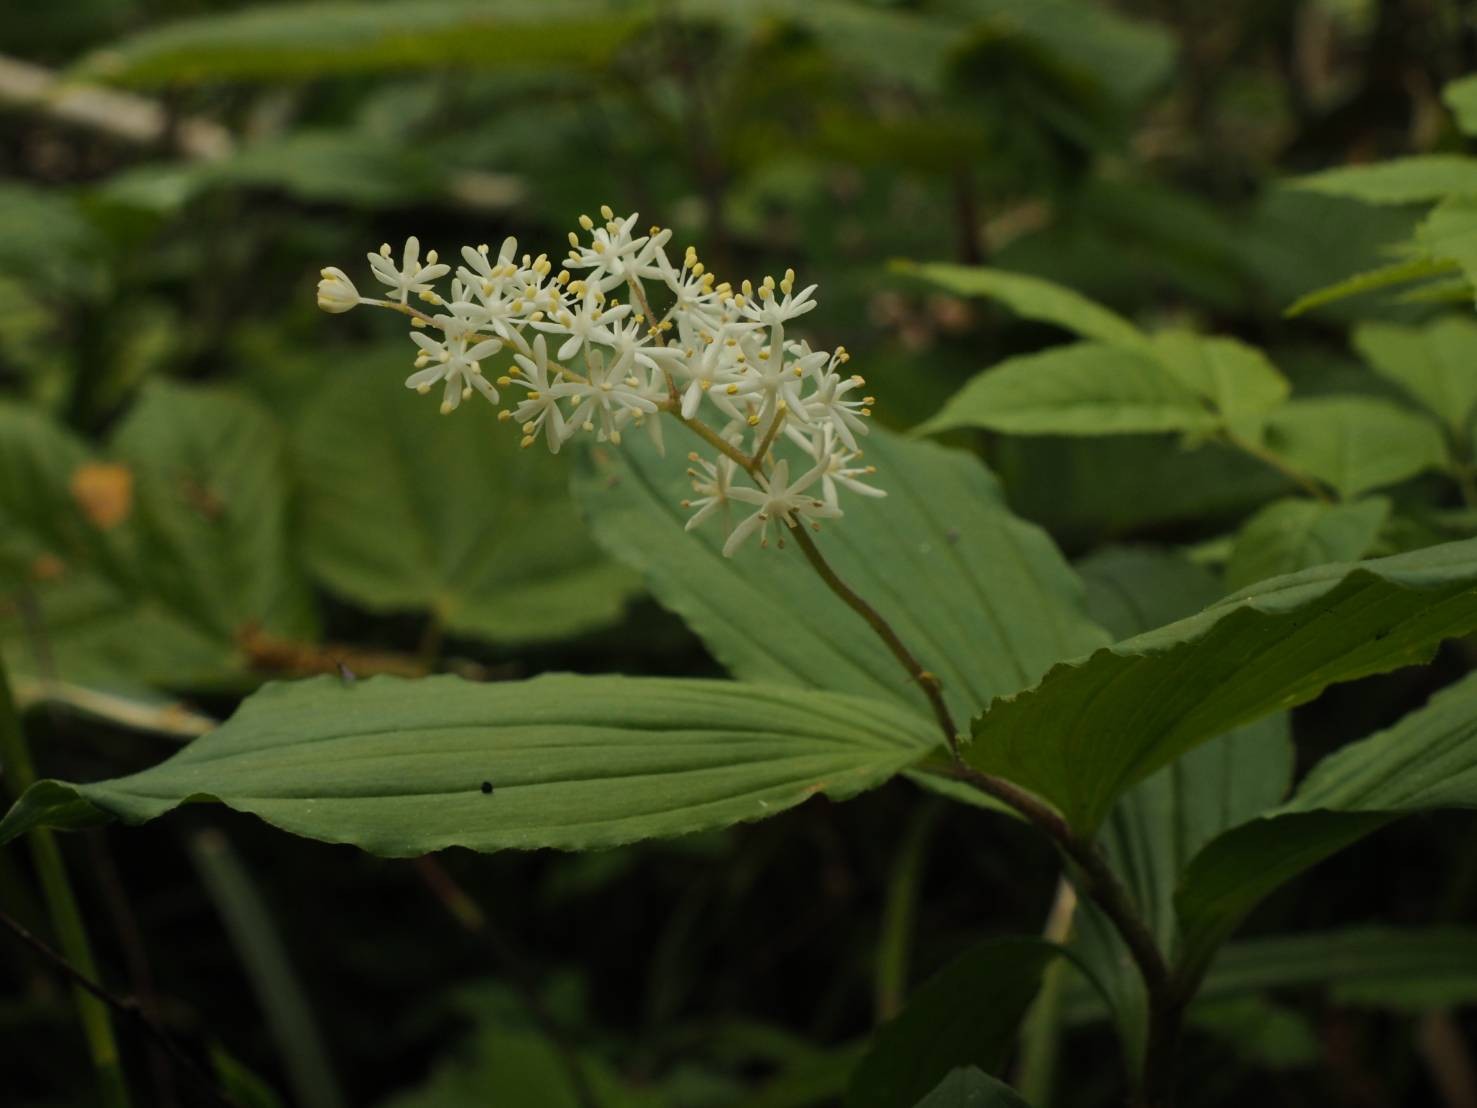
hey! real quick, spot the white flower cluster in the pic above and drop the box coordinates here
[316,207,884,556]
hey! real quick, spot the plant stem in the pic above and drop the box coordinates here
[0,655,133,1107]
[1222,430,1333,502]
[0,905,238,1107]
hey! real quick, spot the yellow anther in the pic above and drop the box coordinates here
[568,231,580,247]
[379,243,392,256]
[417,383,431,395]
[600,204,614,220]
[426,249,439,264]
[478,243,490,254]
[497,376,512,387]
[521,435,536,448]
[726,384,739,395]
[498,410,512,421]
[579,214,594,231]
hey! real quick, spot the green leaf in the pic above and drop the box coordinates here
[1176,670,1477,975]
[1149,333,1289,439]
[1,384,313,691]
[1226,497,1390,591]
[1290,156,1477,205]
[1204,928,1477,1013]
[919,342,1219,437]
[0,674,936,854]
[964,539,1477,831]
[1285,255,1462,317]
[1263,397,1447,498]
[1074,548,1293,1064]
[911,1068,1033,1108]
[847,938,1053,1108]
[1187,998,1319,1071]
[574,424,1107,728]
[1353,316,1477,437]
[892,262,1145,347]
[1417,196,1477,298]
[1446,75,1477,136]
[73,1,644,86]
[295,359,637,645]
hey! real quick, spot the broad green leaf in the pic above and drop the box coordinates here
[1417,196,1477,297]
[1263,397,1447,498]
[1075,548,1293,1063]
[919,342,1219,437]
[73,1,644,86]
[0,674,937,854]
[1353,317,1477,437]
[964,539,1477,831]
[1205,927,1477,1012]
[892,261,1145,347]
[574,424,1107,728]
[1176,670,1477,976]
[1150,333,1289,439]
[847,938,1054,1108]
[1290,156,1477,205]
[911,1068,1033,1108]
[1285,255,1461,317]
[295,361,637,644]
[1226,497,1389,591]
[1,384,312,691]
[1446,74,1477,136]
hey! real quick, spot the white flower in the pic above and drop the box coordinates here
[681,451,742,533]
[803,361,873,451]
[367,236,451,303]
[742,270,818,328]
[316,266,362,313]
[566,207,653,291]
[560,349,658,444]
[798,425,886,511]
[503,334,572,452]
[723,458,840,557]
[533,284,632,362]
[406,331,502,414]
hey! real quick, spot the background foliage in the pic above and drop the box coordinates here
[1,1,1476,1106]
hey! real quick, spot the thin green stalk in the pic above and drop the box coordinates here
[189,830,345,1108]
[874,801,942,1022]
[0,654,132,1107]
[1015,880,1078,1106]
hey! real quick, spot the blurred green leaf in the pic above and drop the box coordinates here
[847,938,1053,1108]
[1445,74,1477,136]
[1285,255,1461,317]
[73,1,644,85]
[1353,316,1477,437]
[0,674,937,853]
[911,1067,1033,1108]
[575,424,1107,728]
[892,262,1145,346]
[1226,497,1389,590]
[1416,196,1477,299]
[1152,333,1289,440]
[1290,155,1477,206]
[920,342,1219,437]
[964,539,1477,831]
[1263,397,1447,498]
[1188,998,1318,1071]
[294,360,637,645]
[1,383,313,692]
[1177,670,1477,976]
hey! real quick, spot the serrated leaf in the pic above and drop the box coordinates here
[847,938,1053,1108]
[1150,332,1289,438]
[1226,497,1389,590]
[892,262,1145,347]
[1417,196,1477,298]
[964,539,1477,831]
[294,359,637,645]
[574,424,1106,729]
[1285,255,1461,317]
[73,1,643,86]
[1353,316,1477,437]
[1446,75,1477,136]
[1263,397,1447,498]
[911,1068,1033,1108]
[1176,671,1477,976]
[919,342,1219,437]
[1290,155,1477,205]
[0,674,937,855]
